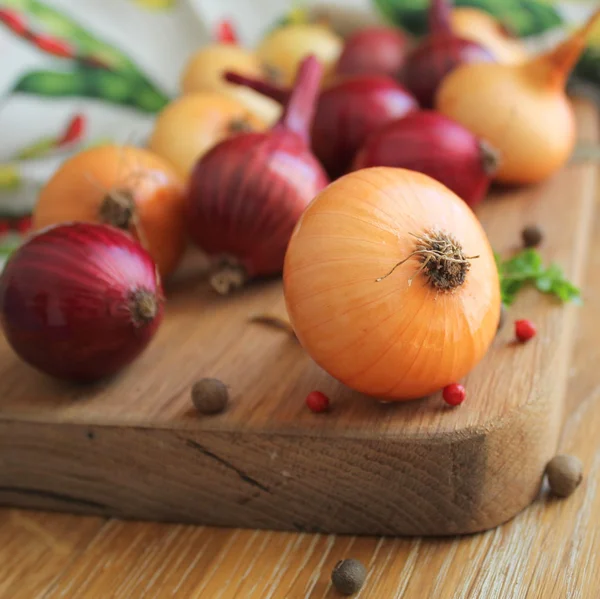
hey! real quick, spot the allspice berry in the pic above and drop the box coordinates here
[331,559,366,596]
[522,225,543,248]
[191,378,229,415]
[546,454,583,498]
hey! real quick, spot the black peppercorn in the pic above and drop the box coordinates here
[522,225,543,248]
[191,378,229,415]
[331,559,366,595]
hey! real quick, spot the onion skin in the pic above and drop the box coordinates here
[284,167,500,400]
[0,223,164,382]
[181,43,281,124]
[402,0,494,108]
[335,27,409,79]
[148,92,266,178]
[436,9,600,184]
[450,7,528,65]
[225,71,418,179]
[34,145,186,279]
[352,110,498,208]
[257,24,343,86]
[187,56,329,293]
[403,35,494,108]
[312,75,418,178]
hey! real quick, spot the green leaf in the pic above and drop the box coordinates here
[371,0,563,37]
[496,248,581,307]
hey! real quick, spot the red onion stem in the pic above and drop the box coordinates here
[429,0,453,35]
[225,71,289,103]
[273,55,323,144]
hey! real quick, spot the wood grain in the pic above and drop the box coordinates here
[0,99,597,536]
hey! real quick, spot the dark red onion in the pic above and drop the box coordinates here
[0,222,163,382]
[402,0,494,107]
[187,56,328,295]
[335,26,409,79]
[225,71,418,179]
[352,110,500,208]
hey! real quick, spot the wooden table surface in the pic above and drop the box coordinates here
[1,189,599,599]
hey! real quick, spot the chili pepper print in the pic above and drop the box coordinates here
[13,68,169,113]
[1,0,169,105]
[216,19,238,44]
[12,113,87,161]
[0,7,27,35]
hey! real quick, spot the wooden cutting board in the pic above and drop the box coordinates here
[0,99,597,537]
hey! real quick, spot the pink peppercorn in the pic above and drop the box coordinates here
[515,319,536,342]
[306,391,330,413]
[443,383,466,406]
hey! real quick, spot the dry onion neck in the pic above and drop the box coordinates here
[376,230,479,291]
[479,139,501,176]
[99,188,136,229]
[228,118,255,134]
[129,288,159,327]
[210,258,248,295]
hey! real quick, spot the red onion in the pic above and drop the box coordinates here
[0,222,164,382]
[187,56,328,295]
[335,26,409,79]
[403,0,494,108]
[352,110,500,208]
[225,71,418,179]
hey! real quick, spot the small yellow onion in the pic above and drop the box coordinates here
[180,43,281,124]
[148,92,266,178]
[257,24,343,86]
[436,9,600,184]
[450,7,528,64]
[284,167,500,401]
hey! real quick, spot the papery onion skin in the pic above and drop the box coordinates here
[187,131,328,279]
[181,43,281,125]
[312,75,418,178]
[148,92,266,178]
[257,24,343,86]
[0,223,164,382]
[335,27,409,79]
[435,9,600,184]
[352,110,498,208]
[283,167,501,400]
[450,7,527,65]
[403,35,494,108]
[187,56,329,291]
[34,145,186,279]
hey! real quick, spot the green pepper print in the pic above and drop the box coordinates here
[3,0,139,75]
[2,0,169,107]
[13,67,169,113]
[372,0,563,37]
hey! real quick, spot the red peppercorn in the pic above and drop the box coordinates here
[515,319,536,342]
[34,34,75,58]
[306,390,330,413]
[442,383,466,407]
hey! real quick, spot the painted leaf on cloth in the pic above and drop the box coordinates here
[372,0,563,37]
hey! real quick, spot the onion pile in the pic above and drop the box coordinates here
[352,111,499,208]
[225,71,418,179]
[0,223,164,382]
[187,56,328,294]
[402,0,494,107]
[436,8,600,184]
[33,145,186,280]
